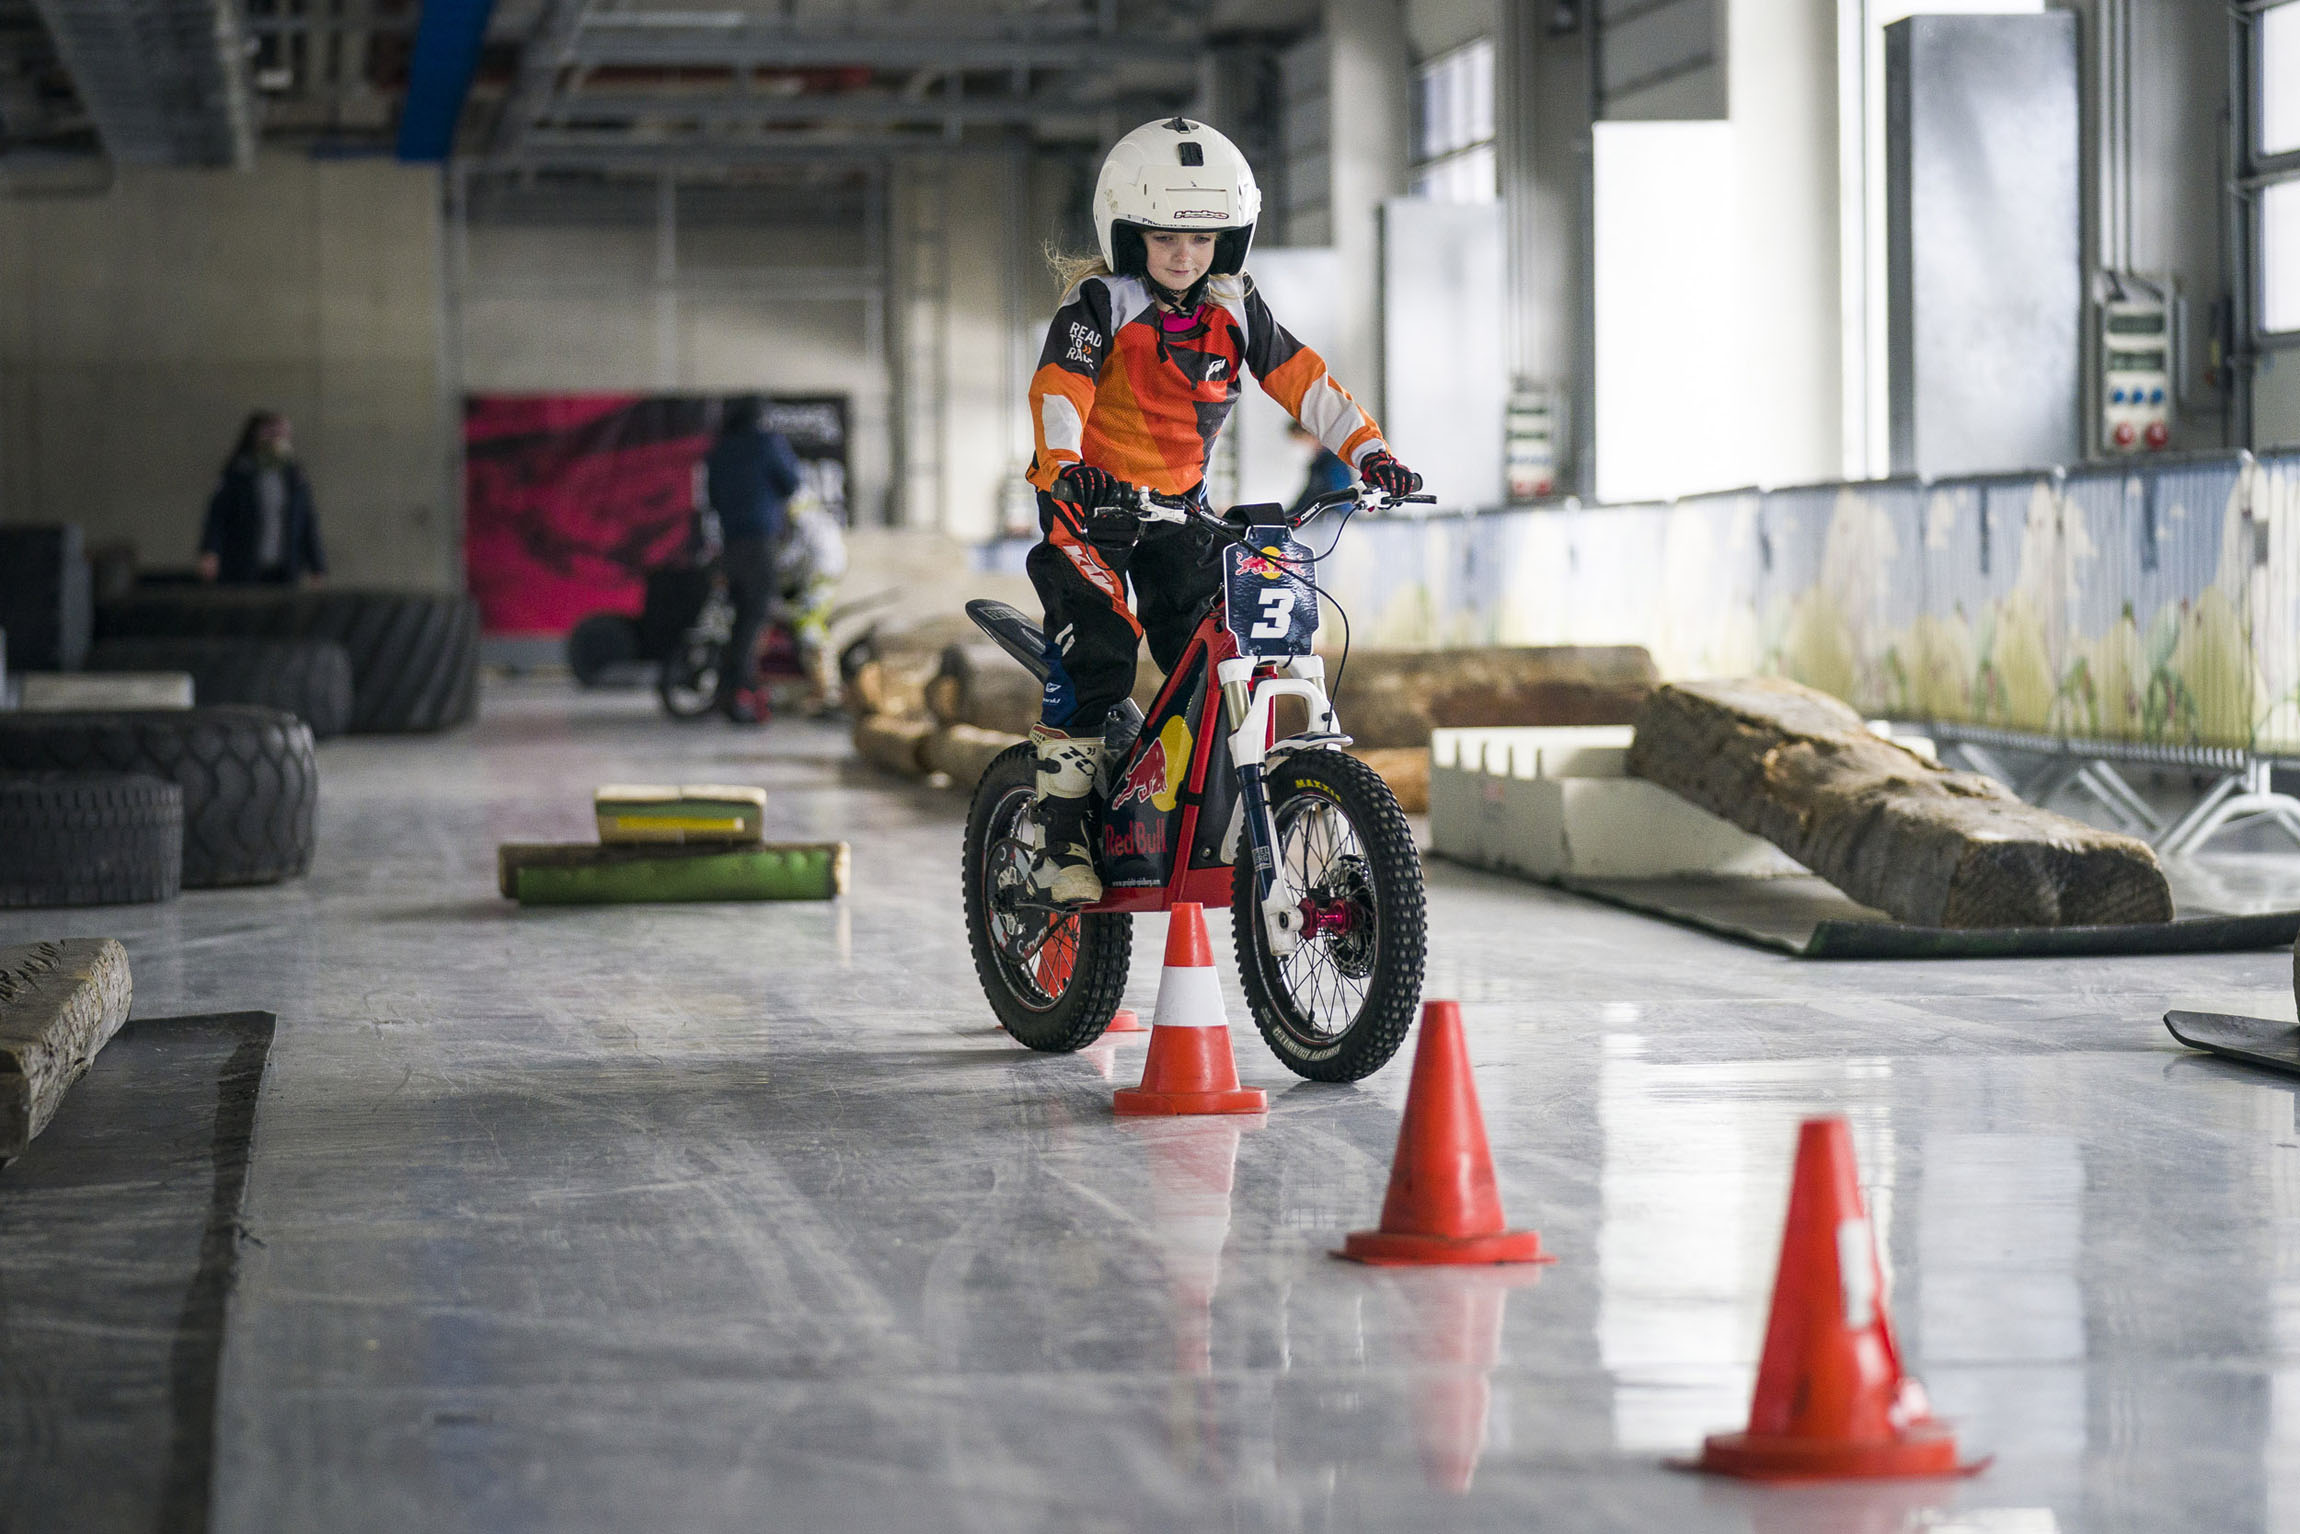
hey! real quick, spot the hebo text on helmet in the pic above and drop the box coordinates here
[1094,117,1262,290]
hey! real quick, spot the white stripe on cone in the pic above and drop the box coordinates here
[1151,963,1227,1029]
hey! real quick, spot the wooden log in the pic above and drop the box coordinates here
[854,713,934,777]
[1,938,133,1163]
[848,659,890,716]
[1350,747,1430,815]
[930,642,1045,735]
[1626,677,2174,928]
[1336,646,1659,748]
[924,724,1025,787]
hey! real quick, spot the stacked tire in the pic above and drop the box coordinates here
[96,588,478,734]
[0,708,317,889]
[87,637,354,739]
[0,773,183,908]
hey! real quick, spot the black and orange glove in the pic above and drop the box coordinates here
[1357,450,1422,498]
[1055,464,1123,510]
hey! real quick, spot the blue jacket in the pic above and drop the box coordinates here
[1287,447,1354,519]
[200,457,326,582]
[706,429,804,543]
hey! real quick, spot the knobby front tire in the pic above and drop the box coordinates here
[1232,749,1425,1082]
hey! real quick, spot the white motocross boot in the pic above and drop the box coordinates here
[1029,723,1105,907]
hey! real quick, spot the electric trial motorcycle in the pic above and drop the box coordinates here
[960,482,1433,1083]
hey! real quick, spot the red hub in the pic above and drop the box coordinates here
[1300,897,1354,938]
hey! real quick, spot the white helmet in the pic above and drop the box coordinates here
[1094,117,1262,283]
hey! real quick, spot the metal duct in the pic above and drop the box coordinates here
[28,0,256,166]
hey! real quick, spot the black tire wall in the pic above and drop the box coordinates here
[95,589,479,734]
[0,773,183,908]
[88,638,355,739]
[0,525,92,671]
[0,708,317,888]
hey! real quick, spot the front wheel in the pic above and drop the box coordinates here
[1233,750,1426,1082]
[963,744,1131,1049]
[658,634,721,718]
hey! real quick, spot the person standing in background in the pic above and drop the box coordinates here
[1284,419,1355,519]
[198,411,326,585]
[704,394,804,725]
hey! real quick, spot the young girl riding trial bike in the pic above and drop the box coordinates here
[961,115,1432,1082]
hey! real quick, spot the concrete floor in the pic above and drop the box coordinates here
[9,678,2300,1533]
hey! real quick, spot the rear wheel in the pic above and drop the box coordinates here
[1233,749,1425,1082]
[962,744,1129,1049]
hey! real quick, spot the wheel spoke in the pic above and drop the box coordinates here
[1264,789,1375,1042]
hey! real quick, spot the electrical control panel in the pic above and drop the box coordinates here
[2099,294,2171,454]
[1504,381,1557,502]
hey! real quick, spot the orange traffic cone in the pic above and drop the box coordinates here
[1687,1116,1986,1481]
[1338,1001,1549,1265]
[1113,904,1267,1116]
[1106,1006,1148,1034]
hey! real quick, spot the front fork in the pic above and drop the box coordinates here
[1220,655,1341,959]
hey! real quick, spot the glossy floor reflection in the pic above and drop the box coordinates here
[7,678,2300,1532]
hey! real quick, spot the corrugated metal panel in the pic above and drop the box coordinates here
[1908,480,1986,724]
[1561,503,1672,651]
[2254,451,2300,754]
[1313,451,2285,757]
[2057,457,2249,748]
[1652,490,1762,679]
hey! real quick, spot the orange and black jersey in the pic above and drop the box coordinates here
[1026,272,1389,497]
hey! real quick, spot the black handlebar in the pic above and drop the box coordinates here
[1054,474,1434,535]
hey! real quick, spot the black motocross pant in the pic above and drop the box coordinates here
[1025,489,1222,731]
[717,534,778,698]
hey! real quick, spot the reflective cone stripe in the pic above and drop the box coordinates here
[1685,1116,1988,1481]
[1113,904,1266,1116]
[1150,964,1226,1028]
[1338,1000,1549,1266]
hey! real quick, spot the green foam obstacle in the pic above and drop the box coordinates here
[499,842,848,905]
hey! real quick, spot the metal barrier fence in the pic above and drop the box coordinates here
[1318,448,2300,849]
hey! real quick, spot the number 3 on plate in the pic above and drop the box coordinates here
[1250,588,1296,640]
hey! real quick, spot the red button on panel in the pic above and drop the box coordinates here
[2113,422,2137,446]
[2145,421,2169,449]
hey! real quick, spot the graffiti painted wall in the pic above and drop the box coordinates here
[1317,449,2300,754]
[463,393,850,637]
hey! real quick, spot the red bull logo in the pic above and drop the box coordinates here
[1236,548,1287,581]
[1108,715,1194,814]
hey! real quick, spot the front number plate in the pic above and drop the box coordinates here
[1223,534,1319,658]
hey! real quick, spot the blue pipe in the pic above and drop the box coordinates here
[395,0,498,162]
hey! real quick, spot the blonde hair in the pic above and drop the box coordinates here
[1046,245,1112,296]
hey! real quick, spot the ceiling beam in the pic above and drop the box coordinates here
[530,90,1170,129]
[564,23,1200,72]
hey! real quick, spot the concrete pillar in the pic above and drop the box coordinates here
[1325,0,1411,420]
[1729,0,1843,486]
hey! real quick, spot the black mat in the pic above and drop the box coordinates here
[0,1011,274,1534]
[2165,1010,2300,1077]
[1557,874,2300,959]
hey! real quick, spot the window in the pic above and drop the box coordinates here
[2266,179,2300,336]
[2264,1,2299,158]
[2259,2,2300,336]
[1410,39,1496,204]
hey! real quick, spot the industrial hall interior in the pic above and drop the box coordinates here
[6,0,2300,1528]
